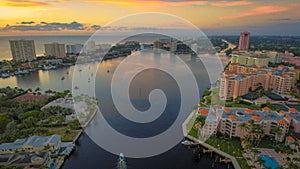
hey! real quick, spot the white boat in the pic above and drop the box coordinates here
[15,70,29,76]
[1,73,9,78]
[43,65,57,70]
[181,140,192,145]
[117,153,127,169]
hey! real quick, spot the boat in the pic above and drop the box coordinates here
[181,140,192,146]
[117,153,127,169]
[1,73,9,78]
[15,70,29,76]
[43,65,57,70]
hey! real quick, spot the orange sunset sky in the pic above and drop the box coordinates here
[0,0,299,36]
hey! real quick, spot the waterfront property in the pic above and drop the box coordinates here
[9,40,36,62]
[197,107,300,142]
[14,92,50,103]
[0,135,61,154]
[220,64,299,100]
[41,96,97,127]
[0,135,75,168]
[44,43,66,58]
[0,151,50,167]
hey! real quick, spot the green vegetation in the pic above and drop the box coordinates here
[210,37,229,52]
[206,136,250,169]
[223,36,300,56]
[188,127,198,138]
[0,87,80,144]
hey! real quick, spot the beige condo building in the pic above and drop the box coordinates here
[220,64,298,100]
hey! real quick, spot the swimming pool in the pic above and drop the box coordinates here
[260,155,279,169]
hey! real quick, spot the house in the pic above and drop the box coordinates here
[0,135,61,154]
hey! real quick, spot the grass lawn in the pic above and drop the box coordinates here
[205,136,251,169]
[225,102,260,110]
[253,137,275,149]
[188,127,198,138]
[48,127,80,142]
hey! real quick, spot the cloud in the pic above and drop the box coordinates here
[0,21,89,31]
[79,0,253,7]
[276,18,291,21]
[0,0,52,7]
[220,5,289,19]
[19,21,35,24]
[91,25,101,30]
[210,0,253,7]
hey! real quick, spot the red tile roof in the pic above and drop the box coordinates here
[14,93,50,103]
[198,109,209,115]
[262,107,271,111]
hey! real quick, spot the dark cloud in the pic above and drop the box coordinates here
[91,25,101,30]
[277,18,291,21]
[20,21,35,24]
[0,21,92,31]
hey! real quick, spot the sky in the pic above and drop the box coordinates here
[0,0,299,36]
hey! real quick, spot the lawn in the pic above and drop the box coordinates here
[188,127,198,138]
[254,137,276,149]
[48,127,80,142]
[225,102,260,110]
[205,136,251,169]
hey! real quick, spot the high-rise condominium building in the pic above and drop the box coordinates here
[66,44,84,54]
[44,43,66,58]
[238,32,250,50]
[9,40,36,61]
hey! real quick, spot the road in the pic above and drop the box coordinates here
[218,39,236,66]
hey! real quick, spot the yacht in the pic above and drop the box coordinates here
[1,73,9,78]
[117,153,127,169]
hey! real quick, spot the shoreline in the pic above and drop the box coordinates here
[182,110,241,169]
[57,108,98,169]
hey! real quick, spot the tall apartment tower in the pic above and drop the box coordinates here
[9,40,36,61]
[238,32,250,50]
[44,43,66,58]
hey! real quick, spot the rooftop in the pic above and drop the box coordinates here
[14,93,50,103]
[198,107,294,124]
[0,135,61,152]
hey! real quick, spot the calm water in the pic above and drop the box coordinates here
[0,52,232,169]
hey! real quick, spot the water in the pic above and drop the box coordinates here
[0,66,74,92]
[0,53,232,169]
[260,155,279,169]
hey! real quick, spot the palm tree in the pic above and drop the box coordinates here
[43,144,51,152]
[287,161,298,169]
[252,148,260,161]
[239,122,248,138]
[34,87,41,92]
[256,157,265,169]
[271,126,282,146]
[255,127,264,146]
[45,89,53,95]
